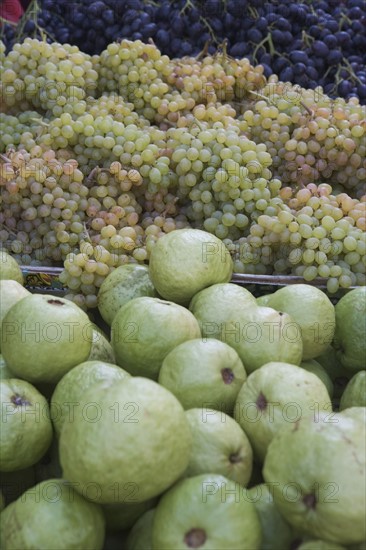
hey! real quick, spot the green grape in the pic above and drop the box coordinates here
[303,266,318,281]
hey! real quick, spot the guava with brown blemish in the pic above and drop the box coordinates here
[234,362,332,462]
[158,338,247,415]
[1,294,92,384]
[183,408,253,486]
[0,379,52,471]
[263,412,366,544]
[151,473,261,550]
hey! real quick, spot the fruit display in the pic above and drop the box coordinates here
[0,233,365,550]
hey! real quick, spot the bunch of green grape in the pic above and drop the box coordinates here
[1,37,365,308]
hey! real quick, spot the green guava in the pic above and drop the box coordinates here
[256,294,273,307]
[0,479,105,549]
[247,483,293,550]
[0,467,36,506]
[234,361,332,462]
[33,436,62,484]
[297,541,346,550]
[339,371,366,411]
[337,406,366,424]
[263,412,366,545]
[183,408,253,486]
[149,228,233,306]
[189,282,257,341]
[0,379,53,471]
[299,360,334,398]
[0,355,13,380]
[126,508,155,550]
[151,473,262,550]
[0,490,4,512]
[158,338,247,415]
[266,284,335,360]
[0,280,30,352]
[87,324,115,363]
[333,287,366,372]
[1,294,93,384]
[59,377,192,504]
[111,297,201,379]
[0,251,23,285]
[0,501,15,549]
[230,307,304,373]
[315,345,352,399]
[190,288,303,373]
[102,497,157,532]
[50,360,130,437]
[98,264,159,326]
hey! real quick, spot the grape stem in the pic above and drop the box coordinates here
[143,0,159,7]
[248,89,277,106]
[0,223,18,238]
[301,30,315,48]
[248,6,259,19]
[0,16,18,27]
[13,0,58,45]
[81,224,92,243]
[299,100,313,117]
[30,118,49,127]
[198,16,220,46]
[340,58,364,86]
[85,166,100,186]
[339,12,352,30]
[195,40,211,61]
[252,34,277,61]
[188,118,204,132]
[161,197,179,217]
[179,0,196,15]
